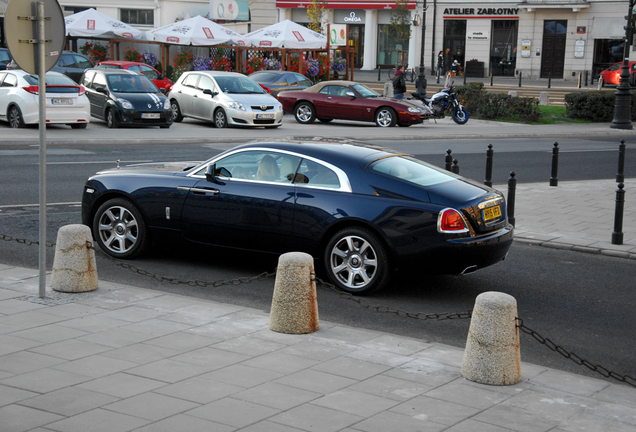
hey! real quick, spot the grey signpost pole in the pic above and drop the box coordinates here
[36,1,47,300]
[4,0,65,299]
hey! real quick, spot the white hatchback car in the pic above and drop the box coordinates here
[0,70,90,129]
[169,71,283,129]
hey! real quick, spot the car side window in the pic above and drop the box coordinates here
[74,55,92,69]
[81,70,95,87]
[2,73,17,87]
[319,85,332,95]
[127,65,142,74]
[196,151,301,184]
[296,75,312,87]
[197,75,215,92]
[296,159,340,189]
[58,54,77,68]
[286,74,297,85]
[92,73,107,90]
[140,65,159,79]
[183,74,199,88]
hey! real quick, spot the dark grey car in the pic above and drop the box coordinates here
[51,51,93,83]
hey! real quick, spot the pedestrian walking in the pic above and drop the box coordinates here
[392,65,407,99]
[437,51,445,75]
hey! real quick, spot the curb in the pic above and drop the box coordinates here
[514,237,636,260]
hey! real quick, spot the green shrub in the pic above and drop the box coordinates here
[454,83,540,123]
[564,90,636,122]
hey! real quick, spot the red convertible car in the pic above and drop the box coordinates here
[277,81,430,127]
[598,61,636,88]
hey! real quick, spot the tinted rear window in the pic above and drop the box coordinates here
[24,73,79,92]
[370,155,457,186]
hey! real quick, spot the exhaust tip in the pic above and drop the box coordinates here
[460,265,478,275]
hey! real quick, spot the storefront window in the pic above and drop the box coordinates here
[593,39,625,76]
[377,24,407,67]
[490,20,518,77]
[443,20,466,69]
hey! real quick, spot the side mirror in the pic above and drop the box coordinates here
[205,163,230,183]
[160,88,167,95]
[346,91,356,97]
[203,89,218,97]
[157,74,164,80]
[95,87,107,94]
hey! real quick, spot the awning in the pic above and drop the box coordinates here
[276,0,417,10]
[521,0,590,12]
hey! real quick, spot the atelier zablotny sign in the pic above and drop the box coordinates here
[444,8,520,16]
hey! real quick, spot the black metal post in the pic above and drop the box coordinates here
[507,171,517,227]
[378,65,381,81]
[612,183,625,245]
[550,142,559,187]
[484,144,494,187]
[548,72,551,89]
[611,0,635,130]
[578,72,582,89]
[518,71,522,87]
[617,139,626,182]
[415,0,428,95]
[585,70,588,87]
[445,149,453,171]
[490,71,493,86]
[451,158,460,174]
[463,71,466,85]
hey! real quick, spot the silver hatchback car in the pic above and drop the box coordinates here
[169,71,283,128]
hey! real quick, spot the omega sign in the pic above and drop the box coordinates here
[444,8,520,15]
[344,12,362,22]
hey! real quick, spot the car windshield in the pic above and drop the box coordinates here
[352,83,380,98]
[24,73,77,86]
[215,76,265,94]
[107,74,159,93]
[370,155,459,186]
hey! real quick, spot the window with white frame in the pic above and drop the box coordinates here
[120,9,154,26]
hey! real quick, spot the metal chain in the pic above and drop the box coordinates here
[314,274,473,321]
[4,232,634,387]
[0,233,56,248]
[517,318,636,388]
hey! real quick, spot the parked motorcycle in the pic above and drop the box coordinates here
[410,85,469,125]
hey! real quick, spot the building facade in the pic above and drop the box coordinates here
[2,0,631,80]
[277,0,634,79]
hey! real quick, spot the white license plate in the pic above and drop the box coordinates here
[256,113,274,119]
[141,113,161,119]
[51,98,72,105]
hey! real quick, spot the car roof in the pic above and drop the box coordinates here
[230,140,400,167]
[98,61,151,68]
[86,68,139,76]
[303,80,359,93]
[184,71,246,78]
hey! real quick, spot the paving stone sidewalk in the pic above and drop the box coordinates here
[1,264,635,432]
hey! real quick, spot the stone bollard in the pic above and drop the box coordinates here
[383,81,393,97]
[269,252,319,334]
[51,224,98,293]
[462,291,521,385]
[539,91,549,106]
[507,90,517,98]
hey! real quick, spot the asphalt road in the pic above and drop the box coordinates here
[0,136,634,385]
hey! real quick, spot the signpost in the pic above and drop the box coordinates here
[4,0,65,299]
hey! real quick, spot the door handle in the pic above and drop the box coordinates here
[178,186,220,195]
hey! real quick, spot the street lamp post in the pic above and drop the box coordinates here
[610,0,636,130]
[415,0,427,95]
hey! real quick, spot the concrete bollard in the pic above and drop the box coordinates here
[269,252,319,334]
[462,291,521,385]
[539,91,549,105]
[383,81,393,97]
[507,90,517,98]
[51,224,98,293]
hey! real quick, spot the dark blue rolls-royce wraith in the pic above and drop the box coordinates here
[82,141,513,294]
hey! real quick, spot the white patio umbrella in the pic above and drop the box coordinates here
[235,20,327,49]
[64,8,143,39]
[146,15,241,45]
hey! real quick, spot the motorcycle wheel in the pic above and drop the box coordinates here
[452,106,469,125]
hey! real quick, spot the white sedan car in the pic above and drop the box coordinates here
[169,71,283,129]
[0,70,90,128]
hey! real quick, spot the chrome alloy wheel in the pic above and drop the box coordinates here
[375,108,396,127]
[97,205,139,254]
[329,235,378,290]
[295,104,314,123]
